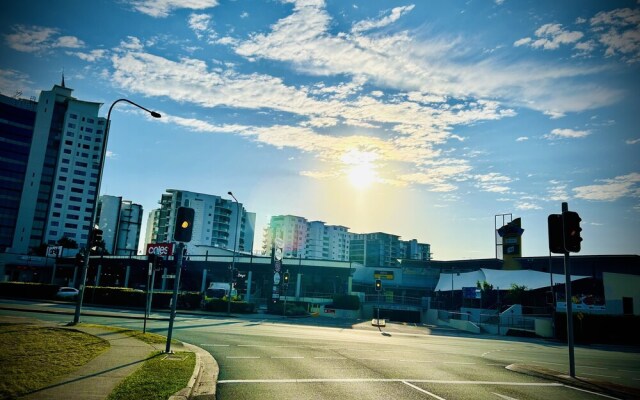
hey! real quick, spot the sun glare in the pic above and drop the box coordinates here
[342,149,378,189]
[348,164,376,188]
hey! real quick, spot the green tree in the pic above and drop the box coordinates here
[505,283,527,305]
[56,236,78,250]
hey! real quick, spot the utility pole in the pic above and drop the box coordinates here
[165,242,184,353]
[562,202,576,378]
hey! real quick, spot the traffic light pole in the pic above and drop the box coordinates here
[562,202,576,378]
[165,242,184,353]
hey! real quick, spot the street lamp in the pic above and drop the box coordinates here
[73,98,161,324]
[227,191,240,316]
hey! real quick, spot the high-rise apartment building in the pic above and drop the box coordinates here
[401,239,432,261]
[262,216,350,261]
[95,195,143,255]
[147,189,255,255]
[349,232,402,268]
[1,83,106,253]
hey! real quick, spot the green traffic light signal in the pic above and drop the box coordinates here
[375,279,382,291]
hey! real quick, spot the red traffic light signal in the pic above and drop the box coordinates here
[173,207,195,242]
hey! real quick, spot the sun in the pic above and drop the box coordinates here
[342,149,378,189]
[347,163,377,189]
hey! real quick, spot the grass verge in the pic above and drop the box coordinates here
[78,323,178,345]
[107,351,195,400]
[0,323,109,399]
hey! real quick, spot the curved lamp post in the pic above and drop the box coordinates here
[227,191,240,316]
[73,99,161,324]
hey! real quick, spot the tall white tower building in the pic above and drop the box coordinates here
[4,82,106,253]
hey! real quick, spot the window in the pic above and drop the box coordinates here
[68,214,79,220]
[59,176,67,182]
[65,140,73,145]
[49,230,58,236]
[72,179,85,184]
[57,185,65,190]
[85,127,93,133]
[55,194,64,199]
[70,196,82,202]
[88,118,94,124]
[61,167,68,172]
[76,161,88,167]
[63,149,71,154]
[62,158,70,164]
[64,223,78,229]
[71,187,83,193]
[70,114,77,119]
[54,203,62,208]
[69,205,81,211]
[66,132,74,137]
[67,123,76,129]
[51,221,59,226]
[74,170,86,176]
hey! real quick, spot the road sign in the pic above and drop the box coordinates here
[275,237,284,249]
[162,274,176,279]
[274,247,283,261]
[273,272,281,285]
[46,246,62,258]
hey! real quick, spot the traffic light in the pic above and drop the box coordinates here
[173,207,195,242]
[375,279,382,291]
[547,214,564,254]
[563,211,582,253]
[283,272,290,285]
[75,252,85,267]
[91,227,103,249]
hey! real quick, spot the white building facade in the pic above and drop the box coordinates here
[147,189,255,256]
[263,216,350,261]
[96,195,143,255]
[8,83,106,253]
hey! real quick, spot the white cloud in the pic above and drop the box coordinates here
[474,172,512,193]
[5,25,85,53]
[591,8,640,63]
[626,138,640,145]
[228,0,619,115]
[544,128,590,139]
[530,23,584,50]
[546,181,570,201]
[573,173,640,201]
[513,37,531,47]
[0,69,33,97]
[127,0,219,18]
[70,49,107,62]
[516,136,528,142]
[517,202,542,210]
[351,5,415,33]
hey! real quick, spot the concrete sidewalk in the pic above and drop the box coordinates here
[6,318,218,400]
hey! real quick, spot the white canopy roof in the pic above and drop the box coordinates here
[434,268,588,292]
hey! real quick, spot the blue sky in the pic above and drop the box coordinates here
[1,0,639,260]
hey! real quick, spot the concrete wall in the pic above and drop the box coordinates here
[604,272,640,315]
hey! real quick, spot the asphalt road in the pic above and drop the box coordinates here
[2,300,639,400]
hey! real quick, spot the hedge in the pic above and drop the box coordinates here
[203,299,257,313]
[328,294,360,310]
[0,282,60,300]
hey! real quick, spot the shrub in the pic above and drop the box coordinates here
[84,286,146,307]
[267,301,308,316]
[0,282,60,300]
[202,299,256,313]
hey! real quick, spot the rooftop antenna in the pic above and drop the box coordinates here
[61,68,66,88]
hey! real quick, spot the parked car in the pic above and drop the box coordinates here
[56,287,79,299]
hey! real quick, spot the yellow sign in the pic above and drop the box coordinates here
[374,270,394,280]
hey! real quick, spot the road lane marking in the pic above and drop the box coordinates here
[218,378,564,386]
[491,393,519,400]
[200,344,229,347]
[238,344,267,347]
[563,385,622,399]
[314,356,346,360]
[226,356,260,359]
[399,360,434,363]
[356,358,389,361]
[402,381,446,400]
